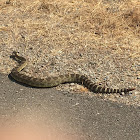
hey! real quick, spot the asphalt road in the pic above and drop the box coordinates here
[0,74,140,140]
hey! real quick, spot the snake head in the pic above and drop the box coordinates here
[11,51,20,62]
[11,51,26,62]
[12,51,19,56]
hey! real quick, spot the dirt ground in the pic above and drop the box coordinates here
[0,0,139,106]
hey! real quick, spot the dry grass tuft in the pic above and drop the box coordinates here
[0,0,139,53]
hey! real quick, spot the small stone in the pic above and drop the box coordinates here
[70,83,75,86]
[134,91,139,95]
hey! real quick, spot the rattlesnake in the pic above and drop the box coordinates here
[10,51,135,94]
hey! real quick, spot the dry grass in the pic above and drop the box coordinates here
[0,0,140,54]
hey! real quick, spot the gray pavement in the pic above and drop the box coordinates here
[0,74,140,140]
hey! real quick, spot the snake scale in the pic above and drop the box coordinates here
[10,51,135,94]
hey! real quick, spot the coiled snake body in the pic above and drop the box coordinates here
[10,51,135,94]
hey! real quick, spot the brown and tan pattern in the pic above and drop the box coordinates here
[10,51,135,94]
